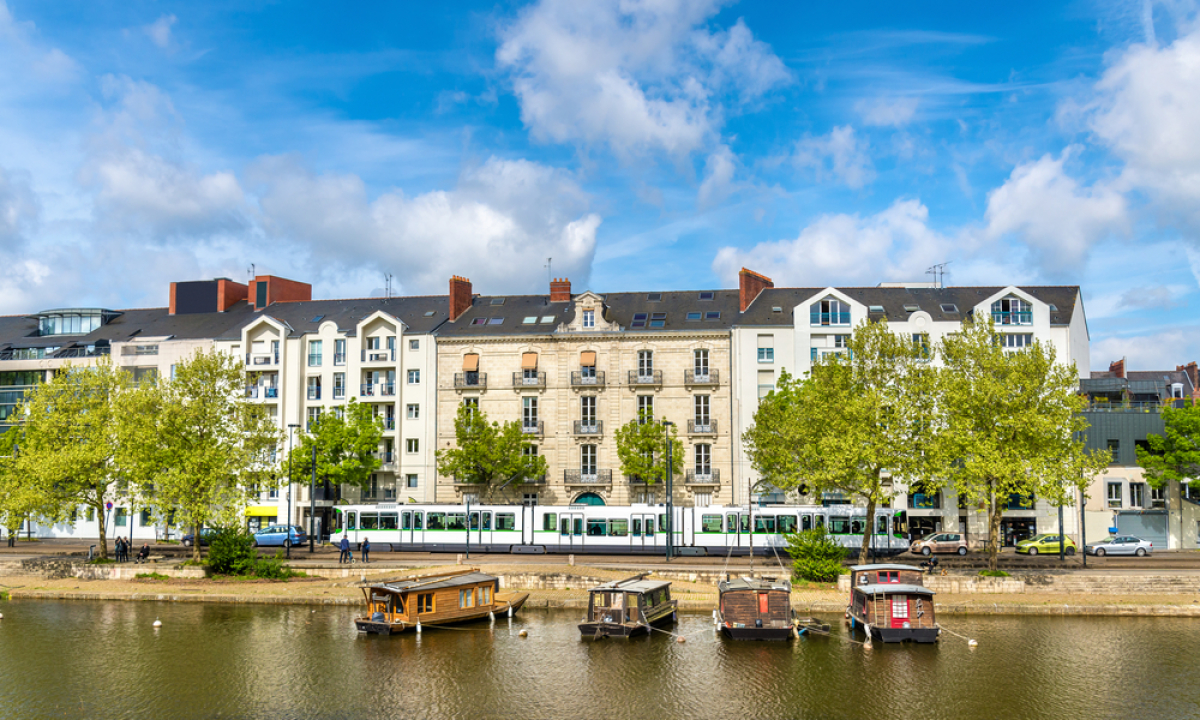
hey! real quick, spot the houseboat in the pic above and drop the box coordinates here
[716,576,798,641]
[846,563,938,643]
[355,568,529,635]
[579,574,677,638]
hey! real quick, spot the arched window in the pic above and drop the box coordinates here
[573,492,606,506]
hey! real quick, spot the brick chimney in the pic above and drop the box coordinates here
[169,278,249,315]
[449,275,473,322]
[247,275,312,311]
[550,277,572,302]
[1109,357,1126,379]
[1177,362,1199,392]
[739,268,773,312]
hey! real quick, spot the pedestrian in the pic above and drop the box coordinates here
[339,535,350,564]
[115,536,125,562]
[361,537,370,564]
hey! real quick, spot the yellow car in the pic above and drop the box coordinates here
[1016,533,1076,556]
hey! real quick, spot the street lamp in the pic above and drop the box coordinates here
[662,419,675,562]
[309,444,317,553]
[286,423,299,559]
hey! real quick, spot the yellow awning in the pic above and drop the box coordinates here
[245,506,279,517]
[580,351,597,367]
[522,352,538,369]
[462,353,479,371]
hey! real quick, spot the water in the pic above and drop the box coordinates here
[0,600,1197,720]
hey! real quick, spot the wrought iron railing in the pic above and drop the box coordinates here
[684,369,718,384]
[570,371,605,387]
[627,370,662,386]
[564,469,612,485]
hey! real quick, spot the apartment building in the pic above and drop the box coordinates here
[434,276,736,508]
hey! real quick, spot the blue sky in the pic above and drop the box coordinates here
[0,0,1197,370]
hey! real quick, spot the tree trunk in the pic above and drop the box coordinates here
[986,486,1003,572]
[858,495,878,565]
[95,501,108,560]
[192,523,202,562]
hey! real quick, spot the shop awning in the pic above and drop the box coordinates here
[522,352,538,369]
[245,506,279,517]
[581,351,597,367]
[462,353,479,371]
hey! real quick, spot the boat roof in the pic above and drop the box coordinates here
[850,563,923,572]
[720,577,791,592]
[853,583,935,596]
[370,571,496,593]
[591,578,671,593]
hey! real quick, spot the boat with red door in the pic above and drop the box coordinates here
[846,563,938,643]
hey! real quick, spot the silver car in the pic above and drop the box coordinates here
[1085,535,1153,557]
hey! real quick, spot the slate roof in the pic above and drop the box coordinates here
[239,295,450,338]
[0,304,256,352]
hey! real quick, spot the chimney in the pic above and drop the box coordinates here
[550,277,572,303]
[1177,362,1199,392]
[170,278,248,315]
[1109,358,1126,379]
[739,268,773,312]
[216,278,248,311]
[247,275,312,311]
[449,275,473,321]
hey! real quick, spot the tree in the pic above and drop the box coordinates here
[286,399,383,497]
[785,527,847,583]
[933,318,1108,571]
[614,415,684,486]
[6,358,140,559]
[435,404,547,498]
[0,427,43,545]
[744,320,935,563]
[120,350,280,561]
[1137,400,1200,498]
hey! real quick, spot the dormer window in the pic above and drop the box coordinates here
[699,292,714,301]
[582,310,595,328]
[992,296,1031,326]
[810,298,850,326]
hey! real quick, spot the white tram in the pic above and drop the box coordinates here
[327,503,910,557]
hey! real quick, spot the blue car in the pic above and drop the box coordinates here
[253,524,307,548]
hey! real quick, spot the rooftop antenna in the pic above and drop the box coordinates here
[545,257,552,286]
[384,273,393,302]
[248,263,256,281]
[926,262,950,289]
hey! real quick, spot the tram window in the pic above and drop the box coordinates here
[402,512,412,530]
[447,513,467,531]
[659,514,667,532]
[346,512,357,530]
[587,519,607,536]
[876,516,888,534]
[801,514,812,531]
[645,518,655,536]
[482,512,492,531]
[496,513,515,531]
[829,517,850,535]
[573,518,583,536]
[726,514,739,533]
[380,513,398,530]
[413,512,423,530]
[850,519,863,534]
[360,513,379,530]
[544,513,557,532]
[894,513,907,536]
[740,515,750,534]
[560,518,570,536]
[426,513,445,530]
[632,518,642,536]
[609,519,628,537]
[778,515,797,534]
[755,516,776,533]
[469,513,480,530]
[701,515,722,532]
[815,515,825,528]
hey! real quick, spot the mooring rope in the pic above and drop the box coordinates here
[935,623,977,645]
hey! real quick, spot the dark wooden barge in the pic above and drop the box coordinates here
[846,564,938,643]
[716,577,797,640]
[355,568,529,635]
[579,574,677,638]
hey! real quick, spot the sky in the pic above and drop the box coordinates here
[0,0,1197,371]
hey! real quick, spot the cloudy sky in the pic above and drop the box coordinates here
[0,0,1197,370]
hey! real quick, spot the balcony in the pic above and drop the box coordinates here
[120,344,159,356]
[685,469,720,485]
[56,346,110,358]
[521,421,544,437]
[360,383,375,397]
[246,351,279,367]
[245,386,259,399]
[375,452,396,471]
[379,383,396,397]
[264,387,279,399]
[573,420,603,436]
[334,352,346,366]
[564,469,612,486]
[362,487,398,502]
[993,310,1033,326]
[513,371,547,389]
[362,348,396,363]
[810,311,851,326]
[1085,401,1165,413]
[627,370,662,387]
[687,419,718,435]
[382,417,395,431]
[454,372,487,389]
[685,368,719,385]
[626,475,658,486]
[570,370,605,388]
[519,475,547,486]
[307,388,321,401]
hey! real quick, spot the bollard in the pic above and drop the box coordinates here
[88,545,96,562]
[569,554,575,566]
[456,553,463,565]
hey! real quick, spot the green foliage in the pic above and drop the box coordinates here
[1137,400,1200,489]
[206,527,258,576]
[978,570,1011,577]
[252,552,304,580]
[784,527,847,583]
[435,404,548,496]
[287,399,382,493]
[135,572,170,581]
[88,557,116,565]
[614,415,684,484]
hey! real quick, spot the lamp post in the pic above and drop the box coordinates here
[286,423,299,559]
[663,419,675,562]
[309,445,317,553]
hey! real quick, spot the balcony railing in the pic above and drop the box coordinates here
[687,419,718,435]
[379,383,396,397]
[454,373,487,389]
[375,452,396,470]
[246,352,279,366]
[627,370,662,387]
[513,371,547,389]
[121,344,159,356]
[246,386,259,399]
[265,387,279,399]
[521,421,544,437]
[362,348,396,363]
[517,475,547,485]
[383,417,395,431]
[360,383,375,397]
[334,352,346,366]
[685,469,720,485]
[570,371,605,387]
[307,388,321,400]
[362,487,398,502]
[54,346,110,359]
[573,420,603,436]
[564,469,612,486]
[685,368,719,385]
[810,311,851,326]
[993,310,1033,326]
[1085,401,1165,413]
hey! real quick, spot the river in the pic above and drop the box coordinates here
[0,600,1195,720]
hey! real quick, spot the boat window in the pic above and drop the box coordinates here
[446,513,467,531]
[402,512,412,530]
[778,515,797,533]
[380,513,398,530]
[360,513,379,530]
[413,512,423,530]
[801,514,812,531]
[479,585,491,605]
[496,513,515,531]
[481,512,492,531]
[892,597,909,619]
[426,513,445,530]
[758,592,770,614]
[587,519,607,536]
[755,516,776,533]
[645,518,654,536]
[726,514,739,533]
[469,512,480,530]
[417,593,434,613]
[876,516,888,534]
[608,519,628,537]
[460,589,475,608]
[632,518,642,536]
[829,517,850,535]
[701,515,722,532]
[850,519,863,534]
[543,513,557,531]
[560,518,570,536]
[878,570,899,583]
[345,512,357,530]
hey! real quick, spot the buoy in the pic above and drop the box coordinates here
[518,629,528,638]
[712,610,719,625]
[489,611,495,621]
[676,636,686,644]
[416,619,422,634]
[508,605,513,618]
[152,619,162,628]
[968,639,978,647]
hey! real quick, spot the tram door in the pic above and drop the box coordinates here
[679,508,696,549]
[473,510,493,548]
[559,512,584,551]
[631,513,657,552]
[726,512,742,552]
[521,506,536,546]
[345,511,359,545]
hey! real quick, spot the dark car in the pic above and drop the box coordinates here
[181,528,217,547]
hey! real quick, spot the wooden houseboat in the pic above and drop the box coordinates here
[846,564,938,643]
[355,568,529,635]
[579,574,677,638]
[716,577,798,640]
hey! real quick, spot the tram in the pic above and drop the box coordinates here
[327,503,909,557]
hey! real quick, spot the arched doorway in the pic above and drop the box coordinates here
[573,492,606,506]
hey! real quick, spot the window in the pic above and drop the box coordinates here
[333,373,345,399]
[912,333,930,358]
[694,349,709,376]
[581,444,597,474]
[523,396,539,428]
[407,369,420,384]
[540,315,556,324]
[460,589,475,608]
[631,313,648,328]
[1106,482,1123,508]
[1107,439,1120,464]
[544,513,558,531]
[407,404,419,419]
[868,305,884,313]
[1151,485,1166,509]
[940,304,959,314]
[686,312,702,321]
[334,339,346,365]
[705,311,720,320]
[757,335,774,362]
[406,474,418,489]
[490,298,505,306]
[496,513,515,531]
[523,316,538,324]
[583,310,595,328]
[779,516,797,533]
[647,293,661,301]
[834,335,850,349]
[409,339,419,350]
[406,439,419,454]
[305,376,321,400]
[306,407,322,431]
[694,395,710,425]
[523,493,539,507]
[471,318,487,325]
[999,333,1033,349]
[581,395,598,428]
[649,312,666,328]
[637,350,653,377]
[488,317,504,325]
[1130,482,1146,508]
[463,397,479,413]
[699,291,714,300]
[892,598,909,620]
[757,370,774,399]
[829,517,850,535]
[308,340,323,366]
[811,298,850,326]
[637,395,653,424]
[702,515,722,532]
[417,593,434,613]
[992,296,1031,325]
[695,444,711,475]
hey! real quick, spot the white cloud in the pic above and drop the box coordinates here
[143,14,177,49]
[983,149,1127,271]
[1091,327,1200,371]
[712,198,949,287]
[0,165,38,249]
[697,144,736,209]
[793,125,875,189]
[1120,283,1189,309]
[496,0,789,160]
[856,97,919,127]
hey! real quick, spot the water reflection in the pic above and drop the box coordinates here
[1,600,1198,719]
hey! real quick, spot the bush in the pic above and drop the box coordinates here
[979,569,1010,577]
[135,572,170,581]
[206,528,258,576]
[785,527,848,583]
[253,552,304,580]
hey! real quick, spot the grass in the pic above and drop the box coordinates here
[135,572,170,581]
[88,557,115,565]
[180,560,204,567]
[979,569,1011,577]
[0,590,9,601]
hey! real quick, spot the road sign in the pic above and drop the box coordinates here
[105,502,113,511]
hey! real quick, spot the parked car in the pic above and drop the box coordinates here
[1016,533,1077,556]
[1085,535,1153,557]
[910,532,968,556]
[181,528,216,547]
[253,524,307,548]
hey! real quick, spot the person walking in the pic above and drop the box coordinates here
[339,535,350,564]
[361,537,370,564]
[115,536,125,562]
